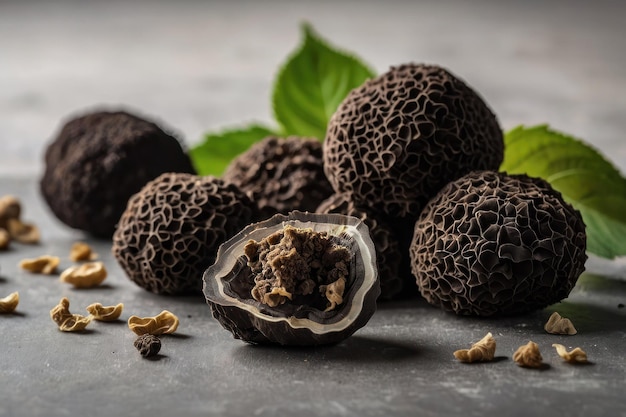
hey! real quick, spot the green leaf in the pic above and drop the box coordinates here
[189,124,276,176]
[501,125,626,259]
[272,22,376,140]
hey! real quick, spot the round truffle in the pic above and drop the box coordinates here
[410,171,587,316]
[317,192,406,300]
[223,136,334,219]
[203,211,380,346]
[324,63,504,220]
[113,173,259,295]
[40,110,196,237]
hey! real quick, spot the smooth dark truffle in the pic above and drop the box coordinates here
[410,171,587,316]
[203,211,380,346]
[324,63,503,220]
[113,173,259,295]
[40,110,196,237]
[316,192,406,300]
[222,136,334,219]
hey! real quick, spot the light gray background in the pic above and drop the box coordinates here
[1,1,625,417]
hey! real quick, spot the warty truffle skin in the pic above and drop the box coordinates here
[40,110,196,237]
[112,173,260,296]
[222,136,334,220]
[410,171,587,316]
[323,63,504,221]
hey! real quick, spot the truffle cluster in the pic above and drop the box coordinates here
[40,111,196,237]
[223,136,334,219]
[324,63,503,221]
[410,171,587,316]
[113,173,259,295]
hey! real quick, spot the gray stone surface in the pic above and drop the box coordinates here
[1,1,626,416]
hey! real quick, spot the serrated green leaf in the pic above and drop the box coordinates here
[501,125,626,259]
[272,22,376,140]
[189,124,276,176]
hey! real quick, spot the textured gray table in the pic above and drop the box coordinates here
[1,1,626,416]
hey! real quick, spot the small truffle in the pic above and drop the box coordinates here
[134,334,162,358]
[223,136,334,219]
[324,63,503,220]
[40,111,196,237]
[316,192,406,300]
[410,171,587,316]
[113,173,259,295]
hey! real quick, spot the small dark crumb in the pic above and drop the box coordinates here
[134,334,161,358]
[619,303,624,309]
[187,314,192,318]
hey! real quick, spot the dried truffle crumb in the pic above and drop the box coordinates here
[544,312,577,335]
[453,332,496,363]
[128,310,179,336]
[245,225,350,311]
[324,63,503,220]
[410,171,587,316]
[134,334,162,357]
[513,341,544,369]
[40,111,196,237]
[223,136,334,219]
[113,173,259,295]
[552,344,589,364]
[0,292,19,313]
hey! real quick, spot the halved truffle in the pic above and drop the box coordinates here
[410,171,587,316]
[324,63,504,221]
[113,173,259,295]
[222,136,334,219]
[316,192,406,300]
[203,211,380,346]
[40,110,196,237]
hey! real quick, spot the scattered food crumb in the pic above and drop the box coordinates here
[86,302,124,321]
[60,262,107,288]
[544,311,577,335]
[513,341,544,369]
[0,292,19,313]
[552,344,589,364]
[128,310,179,335]
[70,242,98,261]
[453,332,496,363]
[19,255,60,275]
[50,297,92,332]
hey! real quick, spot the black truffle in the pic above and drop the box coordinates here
[113,173,259,295]
[203,211,380,346]
[316,192,406,300]
[324,63,503,221]
[222,136,334,219]
[40,110,196,237]
[410,171,587,316]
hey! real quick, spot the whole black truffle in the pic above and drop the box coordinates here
[324,63,503,221]
[134,334,161,358]
[316,192,406,300]
[222,136,334,219]
[410,171,587,316]
[40,110,196,237]
[113,173,259,295]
